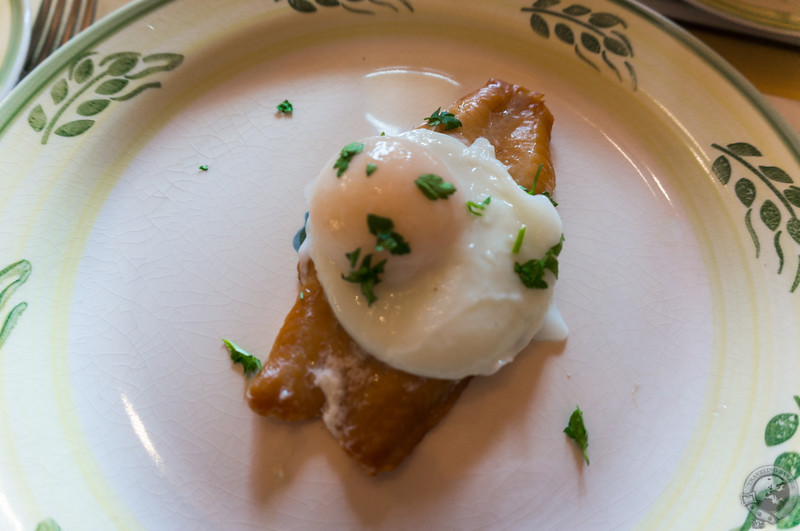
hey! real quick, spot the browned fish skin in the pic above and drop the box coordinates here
[424,78,555,195]
[247,79,555,475]
[246,264,328,422]
[247,262,470,475]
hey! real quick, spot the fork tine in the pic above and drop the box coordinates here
[58,0,83,48]
[34,0,67,70]
[82,0,98,31]
[22,0,54,73]
[20,0,98,79]
[28,0,53,49]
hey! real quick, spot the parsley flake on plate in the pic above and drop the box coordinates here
[276,99,293,113]
[222,339,262,376]
[415,173,456,200]
[333,141,365,177]
[366,163,378,176]
[564,406,590,465]
[424,107,462,130]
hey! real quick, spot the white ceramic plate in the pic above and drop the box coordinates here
[685,0,800,41]
[2,0,800,529]
[0,0,31,100]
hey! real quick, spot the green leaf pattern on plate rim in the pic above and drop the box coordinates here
[27,51,184,144]
[711,142,800,293]
[9,2,800,527]
[734,395,800,530]
[280,0,413,14]
[522,0,637,89]
[0,260,32,349]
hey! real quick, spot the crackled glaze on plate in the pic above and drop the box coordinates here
[1,0,800,529]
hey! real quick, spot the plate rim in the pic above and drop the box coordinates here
[2,0,797,160]
[685,0,800,37]
[2,0,800,528]
[0,0,32,100]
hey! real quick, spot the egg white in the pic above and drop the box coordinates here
[305,129,565,380]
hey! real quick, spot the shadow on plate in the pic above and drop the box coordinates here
[246,338,566,525]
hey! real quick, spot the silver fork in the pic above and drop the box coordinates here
[20,0,98,78]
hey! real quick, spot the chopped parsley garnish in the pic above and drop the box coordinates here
[514,234,564,289]
[528,163,543,195]
[522,163,558,206]
[199,164,209,171]
[346,248,361,268]
[424,107,462,130]
[564,406,590,465]
[293,211,309,252]
[512,225,526,254]
[366,163,378,176]
[367,214,410,255]
[35,518,62,531]
[276,99,293,113]
[467,196,491,216]
[333,141,365,177]
[222,339,262,376]
[415,173,456,200]
[342,248,386,305]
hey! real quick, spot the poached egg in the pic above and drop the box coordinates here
[304,128,566,380]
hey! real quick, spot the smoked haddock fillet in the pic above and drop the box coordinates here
[247,79,556,475]
[429,78,555,195]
